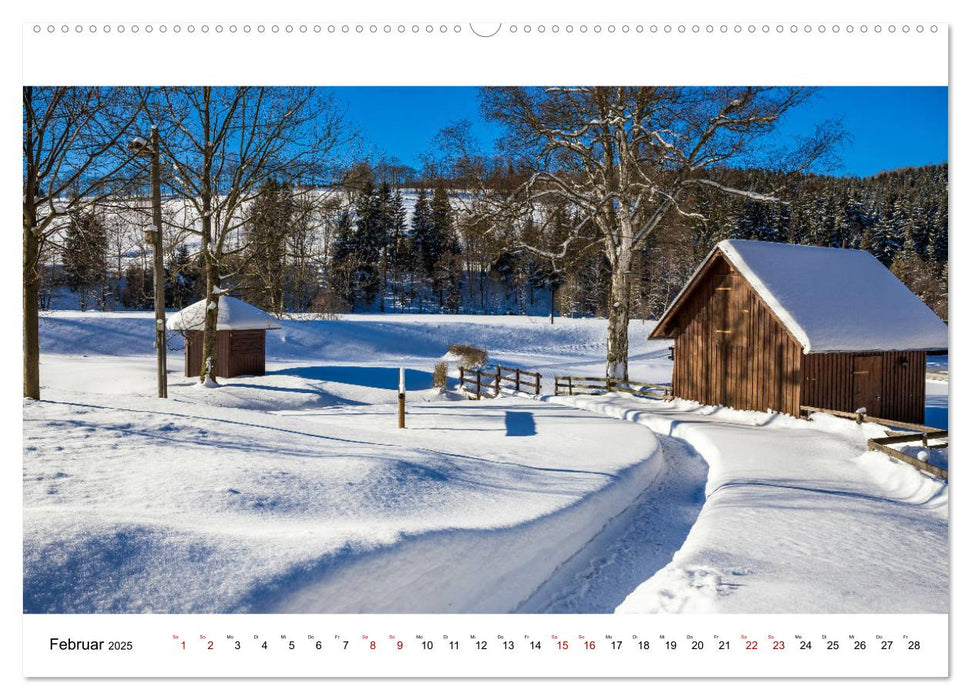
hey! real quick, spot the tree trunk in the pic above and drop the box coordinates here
[200,226,218,385]
[199,92,217,385]
[23,225,41,400]
[605,253,632,381]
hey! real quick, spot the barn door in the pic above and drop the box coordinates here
[852,355,883,417]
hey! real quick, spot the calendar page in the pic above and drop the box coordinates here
[18,0,953,685]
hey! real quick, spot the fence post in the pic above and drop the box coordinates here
[494,369,501,398]
[398,367,406,429]
[535,373,541,396]
[475,369,482,399]
[569,376,573,396]
[606,377,613,392]
[459,366,465,391]
[515,368,521,393]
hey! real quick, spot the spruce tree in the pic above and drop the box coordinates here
[430,182,462,310]
[62,209,107,311]
[243,179,299,313]
[329,210,358,307]
[409,188,435,311]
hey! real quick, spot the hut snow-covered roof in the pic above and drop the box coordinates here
[653,239,948,354]
[166,296,282,332]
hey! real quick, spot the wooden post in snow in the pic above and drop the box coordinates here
[398,367,406,429]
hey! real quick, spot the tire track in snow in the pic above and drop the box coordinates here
[516,435,708,613]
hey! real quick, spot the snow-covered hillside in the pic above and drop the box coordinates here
[23,312,948,614]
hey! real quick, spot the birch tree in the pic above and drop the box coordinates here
[481,87,840,379]
[23,86,140,399]
[146,87,347,385]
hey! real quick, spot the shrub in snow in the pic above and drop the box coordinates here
[448,344,488,370]
[310,288,349,320]
[433,361,449,389]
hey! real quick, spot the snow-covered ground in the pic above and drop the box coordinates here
[537,396,948,614]
[24,311,948,614]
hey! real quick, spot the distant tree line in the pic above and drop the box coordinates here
[51,162,948,323]
[633,163,949,321]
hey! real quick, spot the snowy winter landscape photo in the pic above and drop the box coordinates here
[23,86,949,615]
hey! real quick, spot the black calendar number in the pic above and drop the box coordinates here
[666,640,677,650]
[854,641,866,650]
[476,640,487,650]
[908,641,921,650]
[827,641,839,650]
[611,641,622,650]
[234,641,241,650]
[421,641,433,650]
[881,641,893,650]
[691,641,703,650]
[638,641,650,650]
[450,641,459,650]
[718,641,730,650]
[530,641,541,650]
[800,641,812,650]
[503,640,514,650]
[316,641,322,650]
[289,641,295,650]
[342,640,349,650]
[261,641,268,650]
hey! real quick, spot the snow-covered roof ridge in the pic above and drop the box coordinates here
[716,239,948,354]
[166,295,282,331]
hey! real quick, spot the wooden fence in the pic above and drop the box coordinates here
[554,375,670,399]
[458,364,542,399]
[496,364,542,395]
[800,405,948,481]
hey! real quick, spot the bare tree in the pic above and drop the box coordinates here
[480,87,841,379]
[23,86,140,399]
[146,87,348,385]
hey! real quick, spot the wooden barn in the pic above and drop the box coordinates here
[166,296,281,378]
[650,240,948,423]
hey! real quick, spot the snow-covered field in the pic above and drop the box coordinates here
[23,311,948,614]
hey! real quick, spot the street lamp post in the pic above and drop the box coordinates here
[130,126,168,398]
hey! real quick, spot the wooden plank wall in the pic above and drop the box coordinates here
[184,330,267,378]
[228,330,267,377]
[671,256,803,416]
[802,350,925,424]
[185,330,201,377]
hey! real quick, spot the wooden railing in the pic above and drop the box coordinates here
[496,364,542,396]
[867,431,948,481]
[459,367,500,399]
[554,375,670,399]
[800,405,938,433]
[459,364,543,399]
[800,405,948,481]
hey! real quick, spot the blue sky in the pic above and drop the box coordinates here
[330,86,947,178]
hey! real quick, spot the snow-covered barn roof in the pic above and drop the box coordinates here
[166,296,282,332]
[652,239,948,354]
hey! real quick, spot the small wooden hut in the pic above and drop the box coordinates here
[650,240,948,423]
[166,296,281,378]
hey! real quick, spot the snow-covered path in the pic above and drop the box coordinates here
[542,394,948,614]
[518,434,708,613]
[23,389,664,613]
